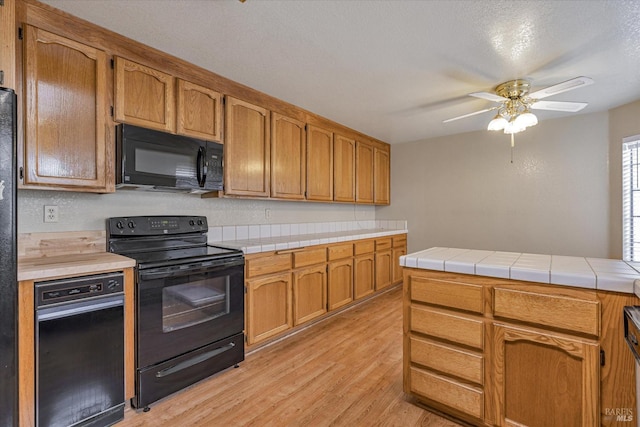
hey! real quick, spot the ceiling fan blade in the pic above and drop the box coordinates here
[530,100,588,112]
[442,107,498,123]
[528,76,594,100]
[469,92,508,102]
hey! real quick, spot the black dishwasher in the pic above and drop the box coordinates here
[35,272,125,427]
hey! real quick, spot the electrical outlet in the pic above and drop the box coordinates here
[265,208,270,219]
[44,205,59,223]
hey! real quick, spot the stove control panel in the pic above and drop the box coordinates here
[107,215,208,236]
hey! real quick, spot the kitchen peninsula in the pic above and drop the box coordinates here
[401,247,640,427]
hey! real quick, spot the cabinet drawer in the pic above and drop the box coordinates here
[354,241,374,255]
[246,253,291,278]
[493,288,600,336]
[411,306,484,350]
[410,366,483,420]
[410,337,483,385]
[328,243,353,261]
[392,235,407,248]
[411,277,483,314]
[375,238,392,251]
[293,247,327,268]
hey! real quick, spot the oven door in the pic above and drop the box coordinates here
[136,257,244,368]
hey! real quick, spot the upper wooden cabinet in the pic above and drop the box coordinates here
[271,113,306,200]
[355,140,374,204]
[176,79,222,141]
[334,134,356,202]
[374,147,390,205]
[306,125,333,201]
[114,57,175,132]
[224,97,270,197]
[23,25,112,192]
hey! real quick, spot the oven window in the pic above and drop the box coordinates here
[162,275,230,332]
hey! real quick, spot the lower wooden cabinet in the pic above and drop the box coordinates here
[403,268,637,427]
[293,265,327,325]
[375,250,392,290]
[392,246,406,284]
[327,258,353,310]
[354,254,375,300]
[246,272,292,345]
[492,324,599,427]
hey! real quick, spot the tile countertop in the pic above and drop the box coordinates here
[400,247,640,295]
[18,252,136,282]
[210,228,408,254]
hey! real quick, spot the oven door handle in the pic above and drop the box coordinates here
[139,259,244,281]
[155,342,236,378]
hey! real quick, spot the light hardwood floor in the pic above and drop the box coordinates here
[118,285,462,426]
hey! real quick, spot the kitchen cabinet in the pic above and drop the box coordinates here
[225,96,270,197]
[375,238,392,290]
[22,25,112,192]
[403,268,636,427]
[374,147,390,205]
[292,247,327,325]
[327,243,354,310]
[176,79,222,141]
[293,265,327,325]
[355,140,374,204]
[271,113,306,200]
[392,235,407,284]
[246,272,292,345]
[354,241,375,300]
[114,56,175,132]
[245,234,406,346]
[334,134,356,202]
[492,324,599,427]
[306,125,334,201]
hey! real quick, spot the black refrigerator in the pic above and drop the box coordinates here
[0,87,18,427]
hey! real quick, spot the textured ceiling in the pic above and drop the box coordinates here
[41,0,640,144]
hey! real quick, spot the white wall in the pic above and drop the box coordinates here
[18,190,375,233]
[377,111,611,257]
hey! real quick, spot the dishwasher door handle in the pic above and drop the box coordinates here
[37,294,124,321]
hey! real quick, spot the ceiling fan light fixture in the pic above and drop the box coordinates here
[514,111,538,128]
[487,115,508,131]
[504,118,525,134]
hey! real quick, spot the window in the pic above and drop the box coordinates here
[622,135,640,261]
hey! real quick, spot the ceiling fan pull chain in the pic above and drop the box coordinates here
[510,133,515,164]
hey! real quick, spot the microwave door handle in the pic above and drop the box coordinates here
[196,147,207,187]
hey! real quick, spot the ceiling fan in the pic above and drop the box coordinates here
[443,76,594,135]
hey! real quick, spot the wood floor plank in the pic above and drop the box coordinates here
[117,285,463,427]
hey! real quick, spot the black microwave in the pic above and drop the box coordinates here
[116,124,223,194]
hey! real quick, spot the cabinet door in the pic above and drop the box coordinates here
[176,79,222,141]
[354,254,375,300]
[334,134,355,202]
[374,147,390,205]
[392,245,406,284]
[114,57,175,132]
[293,265,327,325]
[306,125,333,201]
[355,140,374,204]
[375,250,392,290]
[327,258,353,311]
[246,272,292,345]
[271,113,306,199]
[225,97,270,197]
[23,26,111,192]
[492,324,599,427]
